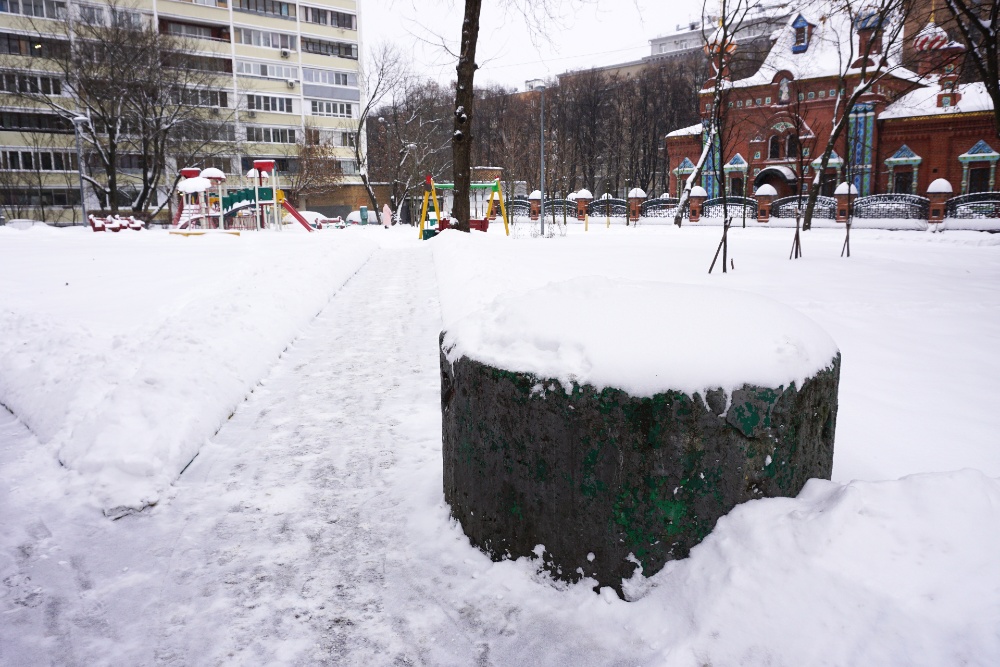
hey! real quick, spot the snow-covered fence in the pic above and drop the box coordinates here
[702,196,758,219]
[853,194,930,220]
[640,198,681,218]
[771,195,837,220]
[587,198,628,217]
[541,199,575,218]
[946,192,1000,219]
[507,196,530,218]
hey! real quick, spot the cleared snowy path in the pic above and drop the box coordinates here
[2,242,642,666]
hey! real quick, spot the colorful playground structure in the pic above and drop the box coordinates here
[417,176,510,240]
[172,160,316,235]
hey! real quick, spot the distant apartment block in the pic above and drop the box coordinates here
[0,0,362,221]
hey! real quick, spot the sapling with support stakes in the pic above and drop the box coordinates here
[709,217,734,274]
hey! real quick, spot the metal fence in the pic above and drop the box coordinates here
[945,192,1000,219]
[853,193,929,219]
[507,197,530,217]
[770,195,837,219]
[702,196,758,219]
[541,199,576,218]
[587,198,628,217]
[640,198,681,218]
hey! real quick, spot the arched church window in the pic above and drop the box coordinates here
[769,136,781,159]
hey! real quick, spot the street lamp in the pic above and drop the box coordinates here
[528,79,546,237]
[72,115,89,226]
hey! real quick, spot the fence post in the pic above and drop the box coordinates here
[926,178,952,224]
[689,186,707,222]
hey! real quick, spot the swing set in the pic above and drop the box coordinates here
[417,175,510,240]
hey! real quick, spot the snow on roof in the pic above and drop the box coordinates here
[201,167,226,181]
[667,122,703,138]
[720,3,914,91]
[576,188,593,199]
[880,81,995,120]
[834,182,858,195]
[628,187,647,198]
[755,184,778,197]
[177,176,212,194]
[690,185,708,197]
[528,190,542,200]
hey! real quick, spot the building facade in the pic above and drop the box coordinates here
[0,0,362,222]
[665,2,997,202]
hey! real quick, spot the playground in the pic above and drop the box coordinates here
[168,160,326,235]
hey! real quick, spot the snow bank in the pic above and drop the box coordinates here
[0,227,377,514]
[442,276,838,397]
[629,469,1000,665]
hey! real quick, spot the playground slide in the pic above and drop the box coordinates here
[281,200,315,232]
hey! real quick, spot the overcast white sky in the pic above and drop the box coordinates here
[359,0,707,91]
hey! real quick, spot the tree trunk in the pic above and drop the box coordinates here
[452,0,482,233]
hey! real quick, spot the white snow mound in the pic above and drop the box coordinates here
[442,277,839,397]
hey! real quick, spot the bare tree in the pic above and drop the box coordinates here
[942,0,999,138]
[368,78,453,219]
[802,0,915,230]
[2,0,238,216]
[451,0,585,232]
[283,124,346,208]
[353,43,408,213]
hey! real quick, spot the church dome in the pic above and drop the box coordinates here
[913,21,949,51]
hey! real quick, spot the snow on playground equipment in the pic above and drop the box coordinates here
[417,175,510,240]
[171,161,316,235]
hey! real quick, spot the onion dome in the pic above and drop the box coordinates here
[914,21,949,51]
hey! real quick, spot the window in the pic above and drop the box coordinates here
[1,33,67,57]
[301,38,358,59]
[0,111,73,132]
[301,6,356,29]
[338,159,358,175]
[310,100,353,117]
[787,135,799,158]
[171,88,229,107]
[769,136,781,159]
[969,167,990,193]
[235,60,297,79]
[165,53,232,73]
[1,0,66,19]
[765,96,771,104]
[0,188,80,207]
[736,100,743,107]
[754,151,761,160]
[795,27,806,44]
[166,22,215,39]
[1,72,62,95]
[246,94,293,113]
[245,126,296,143]
[2,149,77,171]
[729,176,744,196]
[236,0,295,18]
[233,27,296,50]
[893,171,913,194]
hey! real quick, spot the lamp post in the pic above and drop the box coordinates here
[72,115,89,226]
[529,79,547,237]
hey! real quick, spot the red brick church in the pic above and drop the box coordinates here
[665,2,998,202]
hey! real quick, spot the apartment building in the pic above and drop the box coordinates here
[0,0,362,222]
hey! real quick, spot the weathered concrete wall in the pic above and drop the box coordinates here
[441,336,840,594]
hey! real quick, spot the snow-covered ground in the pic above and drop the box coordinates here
[1,222,998,665]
